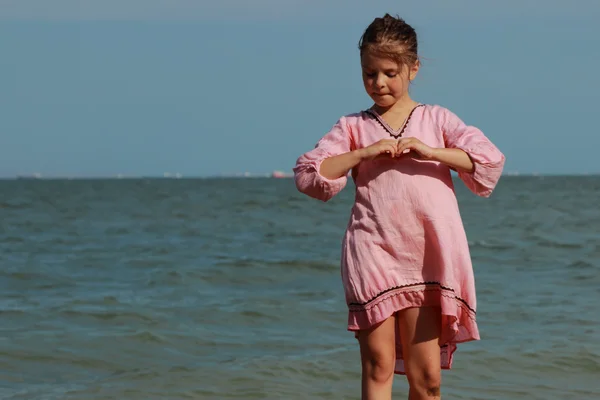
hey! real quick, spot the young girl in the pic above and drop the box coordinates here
[293,14,505,400]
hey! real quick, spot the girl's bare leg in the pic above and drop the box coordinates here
[357,316,397,400]
[397,307,442,400]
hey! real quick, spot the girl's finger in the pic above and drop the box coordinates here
[397,141,413,155]
[385,143,397,156]
[396,138,410,149]
[379,145,397,160]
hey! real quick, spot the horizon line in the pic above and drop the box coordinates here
[1,172,599,181]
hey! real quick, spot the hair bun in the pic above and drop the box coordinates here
[358,14,419,66]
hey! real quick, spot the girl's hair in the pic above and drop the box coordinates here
[358,14,419,67]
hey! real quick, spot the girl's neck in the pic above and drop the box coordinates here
[372,97,419,117]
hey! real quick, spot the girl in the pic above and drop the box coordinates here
[293,14,505,400]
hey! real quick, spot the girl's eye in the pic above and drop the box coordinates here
[363,71,397,79]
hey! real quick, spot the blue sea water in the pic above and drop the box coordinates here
[0,176,599,399]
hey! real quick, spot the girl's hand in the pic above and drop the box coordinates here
[396,137,437,160]
[358,139,401,161]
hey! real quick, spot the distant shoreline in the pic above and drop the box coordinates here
[1,173,599,181]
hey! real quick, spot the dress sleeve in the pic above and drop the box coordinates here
[441,108,506,197]
[293,117,352,202]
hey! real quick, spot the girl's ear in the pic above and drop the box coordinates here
[409,60,420,81]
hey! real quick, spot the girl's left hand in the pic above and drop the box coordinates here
[396,138,437,160]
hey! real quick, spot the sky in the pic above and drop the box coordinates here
[1,1,599,177]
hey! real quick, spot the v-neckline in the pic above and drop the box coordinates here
[366,103,425,138]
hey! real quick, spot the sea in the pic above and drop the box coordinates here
[0,176,598,399]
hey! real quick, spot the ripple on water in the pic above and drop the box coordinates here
[0,177,599,399]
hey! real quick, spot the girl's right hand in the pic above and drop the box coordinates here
[358,139,400,161]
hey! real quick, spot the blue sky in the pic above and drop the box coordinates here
[1,1,599,177]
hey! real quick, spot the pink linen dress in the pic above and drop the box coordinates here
[293,104,505,374]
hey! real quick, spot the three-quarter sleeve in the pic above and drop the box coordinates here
[441,108,506,197]
[293,117,353,202]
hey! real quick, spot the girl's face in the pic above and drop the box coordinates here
[361,52,419,109]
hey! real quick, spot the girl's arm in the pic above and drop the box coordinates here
[295,115,402,202]
[440,108,505,197]
[320,139,400,179]
[430,148,474,173]
[396,107,505,197]
[318,150,364,180]
[293,118,353,202]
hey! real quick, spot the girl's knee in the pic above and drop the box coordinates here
[407,366,441,394]
[362,352,395,383]
[357,317,397,383]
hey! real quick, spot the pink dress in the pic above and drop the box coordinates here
[293,104,505,374]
